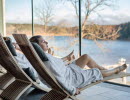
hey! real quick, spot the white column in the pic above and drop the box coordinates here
[0,0,6,36]
[122,69,127,84]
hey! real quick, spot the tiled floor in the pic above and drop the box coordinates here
[1,82,130,100]
[76,83,130,100]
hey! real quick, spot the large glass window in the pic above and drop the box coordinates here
[4,0,130,85]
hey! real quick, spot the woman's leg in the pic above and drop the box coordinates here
[101,64,127,77]
[75,54,105,70]
[75,54,127,77]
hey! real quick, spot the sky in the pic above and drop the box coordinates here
[5,0,130,25]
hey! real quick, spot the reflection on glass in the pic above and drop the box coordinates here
[33,0,79,57]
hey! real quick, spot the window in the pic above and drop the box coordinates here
[33,0,79,57]
[5,0,32,36]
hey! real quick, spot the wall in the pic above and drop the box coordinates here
[0,0,6,36]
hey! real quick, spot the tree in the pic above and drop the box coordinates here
[68,0,120,40]
[83,24,120,40]
[35,0,55,33]
[118,22,130,40]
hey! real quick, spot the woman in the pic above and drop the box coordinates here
[30,35,127,95]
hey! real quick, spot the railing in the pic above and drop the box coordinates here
[106,58,129,84]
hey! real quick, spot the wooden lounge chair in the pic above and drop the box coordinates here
[13,34,130,100]
[0,34,49,100]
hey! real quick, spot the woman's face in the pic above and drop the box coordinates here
[38,37,49,52]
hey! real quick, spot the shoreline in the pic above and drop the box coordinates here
[7,33,75,37]
[6,33,130,41]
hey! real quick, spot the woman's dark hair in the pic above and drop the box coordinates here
[29,35,42,44]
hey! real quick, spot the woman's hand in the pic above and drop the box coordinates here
[66,50,75,61]
[48,47,54,55]
[75,88,80,95]
[62,50,75,62]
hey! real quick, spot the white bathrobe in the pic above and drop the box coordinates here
[44,53,103,95]
[15,51,103,95]
[14,51,49,89]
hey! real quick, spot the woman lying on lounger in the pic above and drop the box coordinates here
[29,35,127,95]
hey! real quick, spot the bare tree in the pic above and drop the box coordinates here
[69,0,115,29]
[68,0,120,40]
[83,24,121,40]
[35,0,55,33]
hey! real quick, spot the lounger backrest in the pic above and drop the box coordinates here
[13,34,69,95]
[0,34,30,82]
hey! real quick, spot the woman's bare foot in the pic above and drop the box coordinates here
[115,64,127,74]
[101,64,127,77]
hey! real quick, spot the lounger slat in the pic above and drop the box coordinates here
[0,72,15,90]
[0,79,31,100]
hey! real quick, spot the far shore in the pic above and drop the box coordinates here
[7,33,76,37]
[6,33,130,41]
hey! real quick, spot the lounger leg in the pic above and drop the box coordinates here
[0,73,15,89]
[41,89,67,100]
[0,79,31,100]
